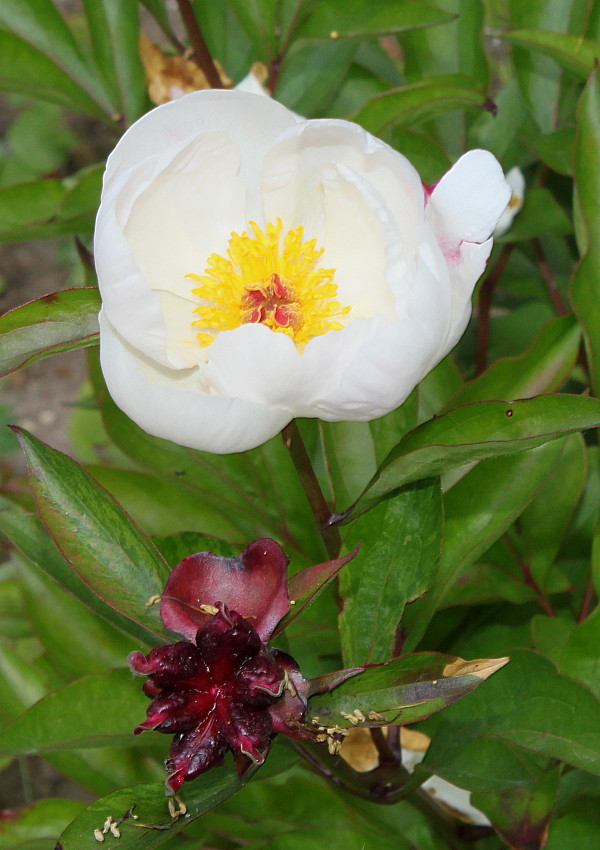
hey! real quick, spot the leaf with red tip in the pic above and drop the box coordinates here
[161,539,290,642]
[273,546,360,636]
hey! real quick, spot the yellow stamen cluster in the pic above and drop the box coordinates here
[188,219,350,348]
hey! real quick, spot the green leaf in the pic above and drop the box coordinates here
[0,0,113,112]
[0,30,108,119]
[504,29,600,80]
[527,127,576,176]
[276,40,358,116]
[519,433,587,589]
[339,480,442,666]
[0,498,156,645]
[0,643,162,795]
[17,555,133,679]
[0,166,103,243]
[294,0,455,40]
[560,607,600,697]
[570,69,600,395]
[14,428,171,642]
[227,0,279,60]
[0,288,100,376]
[402,440,565,649]
[257,830,402,850]
[471,765,560,847]
[499,187,573,241]
[0,669,148,756]
[353,77,488,135]
[349,395,600,519]
[545,809,600,850]
[507,0,575,132]
[82,0,147,125]
[59,763,251,849]
[86,465,242,540]
[444,316,581,410]
[0,798,85,848]
[275,547,360,637]
[423,650,600,788]
[309,653,508,728]
[151,531,237,567]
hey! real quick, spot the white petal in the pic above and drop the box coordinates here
[493,166,525,236]
[428,149,511,248]
[261,119,426,319]
[95,91,301,368]
[99,311,290,454]
[102,89,299,187]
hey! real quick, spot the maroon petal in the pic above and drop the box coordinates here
[267,649,311,738]
[129,643,212,692]
[160,539,290,641]
[216,698,272,764]
[166,713,226,791]
[135,690,215,734]
[196,606,261,684]
[233,649,286,706]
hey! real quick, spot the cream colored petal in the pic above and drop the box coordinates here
[261,118,426,319]
[99,311,290,454]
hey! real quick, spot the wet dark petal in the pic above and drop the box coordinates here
[166,713,226,791]
[142,679,162,698]
[135,690,216,734]
[196,606,261,684]
[233,649,286,706]
[216,698,272,764]
[129,642,209,691]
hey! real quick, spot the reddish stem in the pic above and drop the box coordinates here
[504,536,556,617]
[578,574,596,622]
[530,238,568,316]
[176,0,225,88]
[281,420,342,559]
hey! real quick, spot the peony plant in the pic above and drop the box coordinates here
[0,2,600,849]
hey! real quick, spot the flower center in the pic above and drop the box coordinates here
[187,219,350,348]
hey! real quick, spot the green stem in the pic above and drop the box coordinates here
[281,420,342,558]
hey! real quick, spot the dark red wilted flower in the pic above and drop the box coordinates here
[129,539,360,791]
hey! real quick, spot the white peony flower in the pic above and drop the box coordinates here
[493,166,525,236]
[95,90,510,454]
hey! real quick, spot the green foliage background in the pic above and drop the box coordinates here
[0,1,600,847]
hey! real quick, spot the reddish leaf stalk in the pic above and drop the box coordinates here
[475,244,513,375]
[281,420,342,559]
[530,238,568,316]
[504,536,556,617]
[578,574,596,622]
[176,0,225,89]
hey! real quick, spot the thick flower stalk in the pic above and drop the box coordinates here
[129,539,359,791]
[95,89,511,453]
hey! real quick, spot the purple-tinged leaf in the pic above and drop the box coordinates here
[307,667,365,698]
[273,546,360,637]
[309,653,509,728]
[14,428,170,642]
[346,394,600,520]
[58,762,255,849]
[0,288,99,376]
